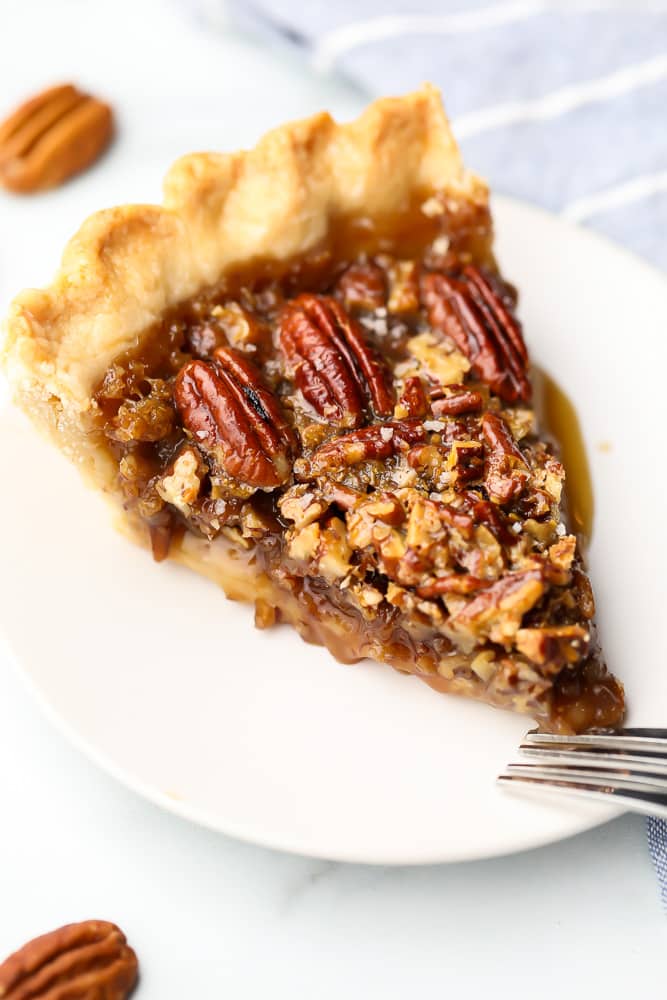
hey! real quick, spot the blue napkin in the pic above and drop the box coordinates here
[201,0,667,900]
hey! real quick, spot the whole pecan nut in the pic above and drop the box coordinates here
[0,920,138,1000]
[278,293,394,427]
[174,347,296,489]
[421,265,530,403]
[0,83,113,193]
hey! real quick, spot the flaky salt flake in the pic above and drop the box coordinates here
[380,426,394,442]
[424,419,445,432]
[556,522,567,536]
[361,315,388,336]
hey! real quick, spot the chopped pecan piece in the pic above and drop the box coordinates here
[446,568,546,648]
[336,262,387,310]
[406,331,470,386]
[110,392,175,443]
[300,419,425,477]
[459,491,516,545]
[156,445,204,515]
[187,303,266,358]
[357,491,406,526]
[320,479,364,511]
[278,293,394,426]
[0,920,138,1000]
[186,323,226,358]
[516,625,590,668]
[417,573,485,597]
[430,383,483,417]
[174,349,295,489]
[387,260,420,313]
[482,412,530,504]
[448,440,486,485]
[395,376,430,418]
[421,266,530,403]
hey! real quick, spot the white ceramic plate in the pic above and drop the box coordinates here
[1,194,666,864]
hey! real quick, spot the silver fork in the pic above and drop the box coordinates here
[498,728,667,819]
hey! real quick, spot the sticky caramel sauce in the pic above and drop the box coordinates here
[533,366,594,546]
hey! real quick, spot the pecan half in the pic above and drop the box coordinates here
[421,266,530,403]
[278,293,394,427]
[0,83,113,193]
[300,419,425,477]
[482,412,530,504]
[0,920,138,1000]
[174,349,295,489]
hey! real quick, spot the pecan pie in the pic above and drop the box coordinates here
[1,86,624,732]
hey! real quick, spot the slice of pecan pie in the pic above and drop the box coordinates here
[1,86,624,732]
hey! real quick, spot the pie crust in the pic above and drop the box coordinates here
[1,86,624,732]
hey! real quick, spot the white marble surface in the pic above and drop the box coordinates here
[0,0,664,994]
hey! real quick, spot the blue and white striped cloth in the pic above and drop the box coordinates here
[202,0,667,900]
[219,0,667,269]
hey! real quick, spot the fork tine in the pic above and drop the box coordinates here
[499,728,667,820]
[524,728,667,751]
[507,762,667,788]
[518,746,667,773]
[498,771,667,820]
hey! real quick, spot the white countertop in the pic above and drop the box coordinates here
[0,1,663,994]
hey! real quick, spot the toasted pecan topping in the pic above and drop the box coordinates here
[421,265,530,403]
[430,383,484,417]
[446,568,546,648]
[278,293,395,426]
[336,262,387,311]
[395,376,430,418]
[516,624,590,667]
[299,419,426,477]
[387,260,420,313]
[174,350,295,489]
[417,574,485,597]
[482,412,530,504]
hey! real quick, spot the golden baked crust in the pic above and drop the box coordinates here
[1,85,486,489]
